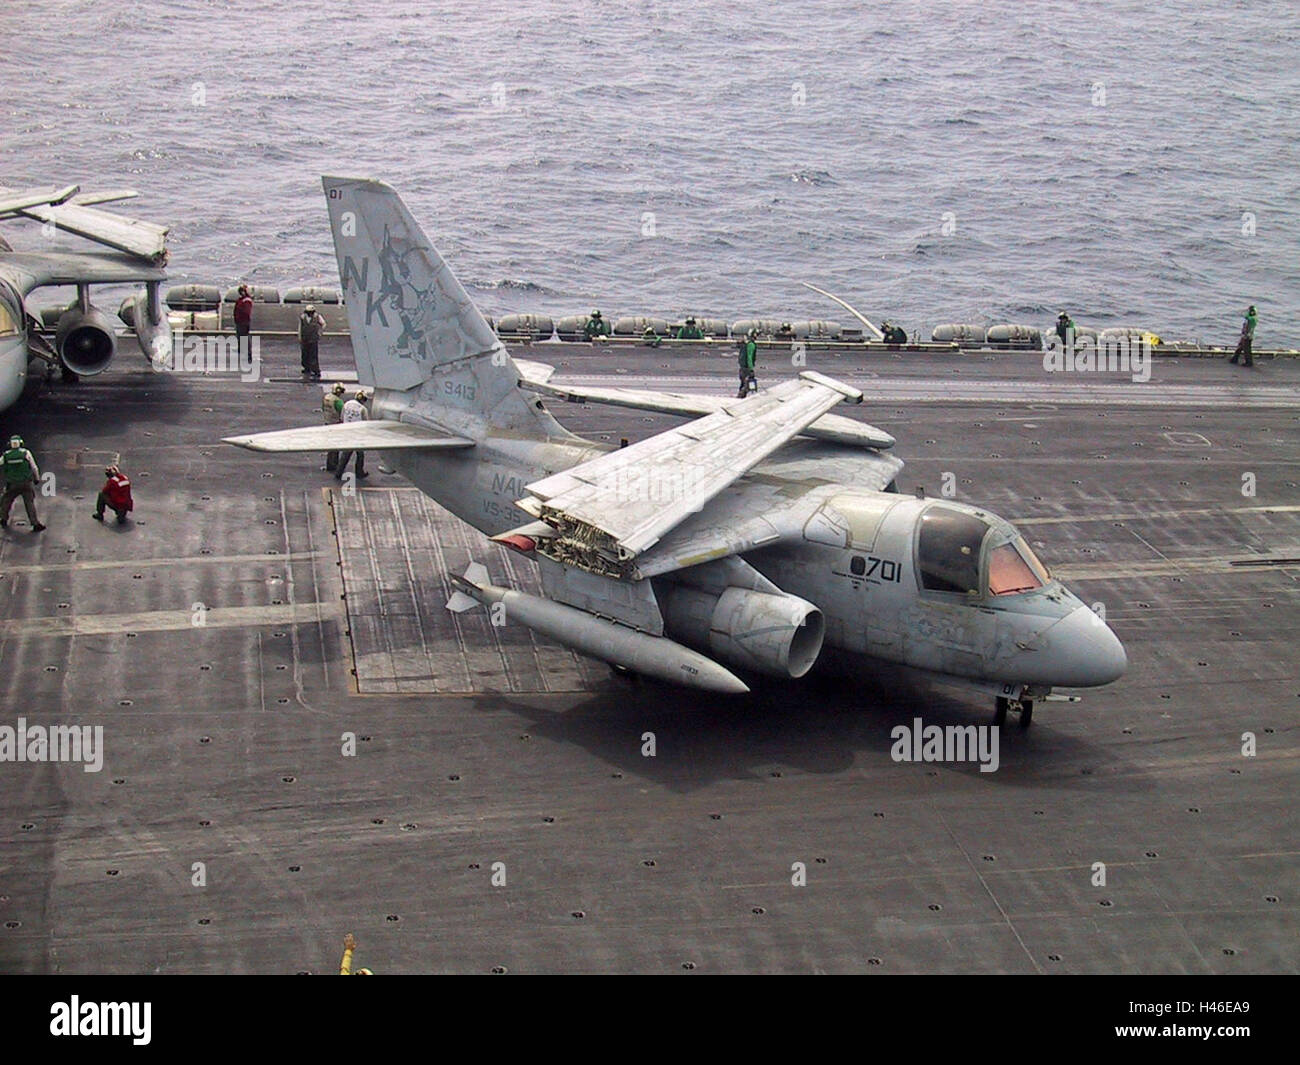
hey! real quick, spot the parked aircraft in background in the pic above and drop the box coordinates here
[0,184,171,414]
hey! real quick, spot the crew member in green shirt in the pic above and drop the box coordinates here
[584,309,611,340]
[737,330,758,397]
[675,316,704,340]
[1055,311,1075,347]
[1,435,46,532]
[1229,305,1258,366]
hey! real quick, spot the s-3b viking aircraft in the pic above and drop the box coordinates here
[226,177,1127,727]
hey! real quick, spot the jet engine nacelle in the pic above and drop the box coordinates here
[54,304,117,376]
[661,585,825,679]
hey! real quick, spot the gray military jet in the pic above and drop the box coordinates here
[226,177,1126,726]
[0,184,171,413]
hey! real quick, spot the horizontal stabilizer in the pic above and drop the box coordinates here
[512,358,556,385]
[223,421,476,453]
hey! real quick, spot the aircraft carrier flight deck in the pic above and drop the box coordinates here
[1,338,1296,974]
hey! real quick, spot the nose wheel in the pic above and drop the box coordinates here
[994,696,1034,729]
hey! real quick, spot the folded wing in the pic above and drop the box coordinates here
[517,360,894,450]
[518,371,862,574]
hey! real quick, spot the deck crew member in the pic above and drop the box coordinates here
[298,303,327,380]
[880,321,907,345]
[336,389,370,481]
[776,322,795,341]
[1055,311,1075,347]
[322,382,346,471]
[1229,304,1257,366]
[737,329,758,398]
[642,324,662,348]
[583,309,611,340]
[233,284,254,361]
[0,435,45,531]
[675,316,704,340]
[92,465,133,525]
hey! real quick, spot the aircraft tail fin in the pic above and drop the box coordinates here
[321,176,563,439]
[322,176,497,391]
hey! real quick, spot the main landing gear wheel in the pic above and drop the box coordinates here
[994,697,1009,726]
[1018,700,1034,729]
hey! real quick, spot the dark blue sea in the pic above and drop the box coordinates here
[3,0,1299,344]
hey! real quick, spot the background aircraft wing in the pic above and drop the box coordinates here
[519,371,862,565]
[68,189,140,207]
[0,183,167,263]
[0,252,167,298]
[224,421,476,453]
[517,360,894,449]
[0,184,80,215]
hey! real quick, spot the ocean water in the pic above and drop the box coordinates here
[3,0,1299,344]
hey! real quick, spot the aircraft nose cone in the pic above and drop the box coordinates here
[1038,605,1128,687]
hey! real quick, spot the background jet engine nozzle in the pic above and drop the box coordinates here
[446,565,749,694]
[54,304,117,376]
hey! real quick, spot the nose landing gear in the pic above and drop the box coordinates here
[994,696,1034,729]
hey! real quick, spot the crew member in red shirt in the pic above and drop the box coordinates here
[233,284,254,361]
[93,465,134,525]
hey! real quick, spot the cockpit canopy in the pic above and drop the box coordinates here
[917,504,1050,598]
